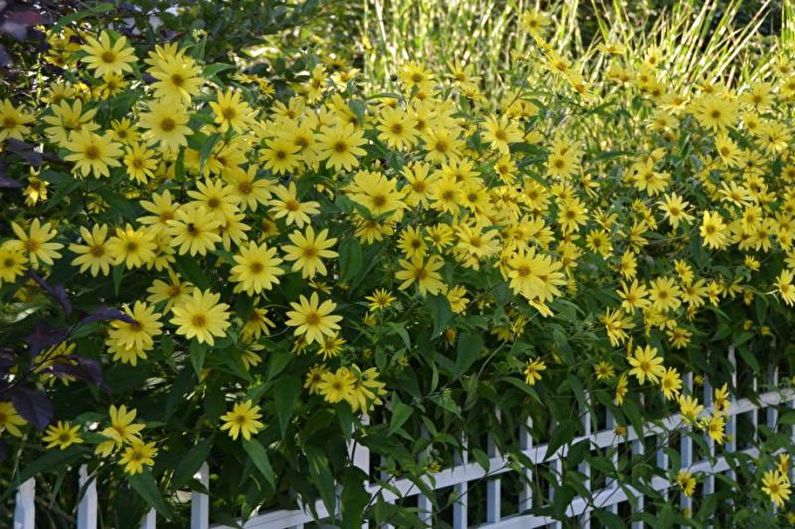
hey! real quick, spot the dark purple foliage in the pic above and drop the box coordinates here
[10,387,53,430]
[26,269,72,316]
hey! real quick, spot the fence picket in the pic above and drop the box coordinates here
[140,508,156,529]
[486,413,501,523]
[191,462,210,529]
[13,478,35,529]
[77,465,97,529]
[518,418,533,513]
[680,372,694,514]
[452,435,468,529]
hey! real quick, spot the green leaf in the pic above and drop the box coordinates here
[389,399,413,434]
[341,468,370,529]
[52,2,114,30]
[273,375,301,437]
[455,332,483,376]
[203,63,235,79]
[545,421,574,463]
[595,508,626,529]
[386,322,411,351]
[128,471,170,518]
[338,237,363,283]
[190,341,207,377]
[172,438,213,489]
[112,265,124,297]
[242,439,276,489]
[427,294,453,338]
[174,255,210,289]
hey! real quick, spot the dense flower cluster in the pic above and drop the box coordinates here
[2,9,795,525]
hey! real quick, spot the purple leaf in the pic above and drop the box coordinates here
[10,387,53,430]
[7,9,48,26]
[79,306,135,325]
[26,324,68,357]
[48,356,103,386]
[0,44,10,67]
[27,270,71,316]
[0,348,13,377]
[0,439,7,461]
[0,174,21,188]
[0,20,26,40]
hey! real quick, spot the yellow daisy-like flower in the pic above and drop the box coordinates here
[107,224,157,269]
[9,219,63,268]
[96,404,146,457]
[0,243,28,286]
[285,292,343,345]
[628,345,665,385]
[170,289,231,345]
[0,401,27,437]
[230,241,285,295]
[42,421,84,450]
[69,224,114,277]
[0,98,35,141]
[119,439,158,475]
[210,89,253,133]
[316,122,367,171]
[108,301,163,354]
[395,254,445,296]
[63,129,123,178]
[139,100,193,151]
[81,31,137,78]
[762,470,792,507]
[282,226,338,279]
[219,400,264,441]
[524,358,547,386]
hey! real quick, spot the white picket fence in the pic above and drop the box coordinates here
[11,352,795,529]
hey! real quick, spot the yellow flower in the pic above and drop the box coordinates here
[482,115,523,154]
[676,470,696,497]
[678,395,704,423]
[285,292,343,345]
[69,224,114,277]
[658,193,694,229]
[659,367,682,400]
[107,224,157,269]
[0,98,35,141]
[395,254,445,296]
[347,170,406,217]
[149,54,203,104]
[628,345,665,385]
[42,421,83,450]
[377,106,419,150]
[166,205,222,256]
[119,439,158,475]
[230,241,285,294]
[170,289,231,345]
[63,129,123,178]
[776,268,795,306]
[316,122,367,171]
[762,470,792,507]
[700,210,729,249]
[506,248,565,303]
[366,288,396,311]
[0,401,27,437]
[0,243,28,286]
[9,219,63,268]
[268,182,321,228]
[139,99,193,151]
[260,137,302,175]
[96,404,146,456]
[108,301,163,354]
[219,400,264,440]
[124,142,158,184]
[648,276,682,313]
[210,89,253,133]
[282,226,338,279]
[524,358,547,386]
[81,31,137,78]
[317,367,357,405]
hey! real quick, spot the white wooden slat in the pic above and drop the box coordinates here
[77,465,98,529]
[550,456,563,529]
[726,348,738,481]
[140,508,156,529]
[452,435,468,529]
[630,419,644,529]
[680,372,693,513]
[578,397,592,528]
[517,418,533,513]
[486,425,501,523]
[191,462,210,529]
[604,410,619,516]
[703,379,715,498]
[13,478,35,529]
[767,368,780,429]
[417,426,432,525]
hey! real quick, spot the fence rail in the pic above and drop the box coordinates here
[11,362,795,529]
